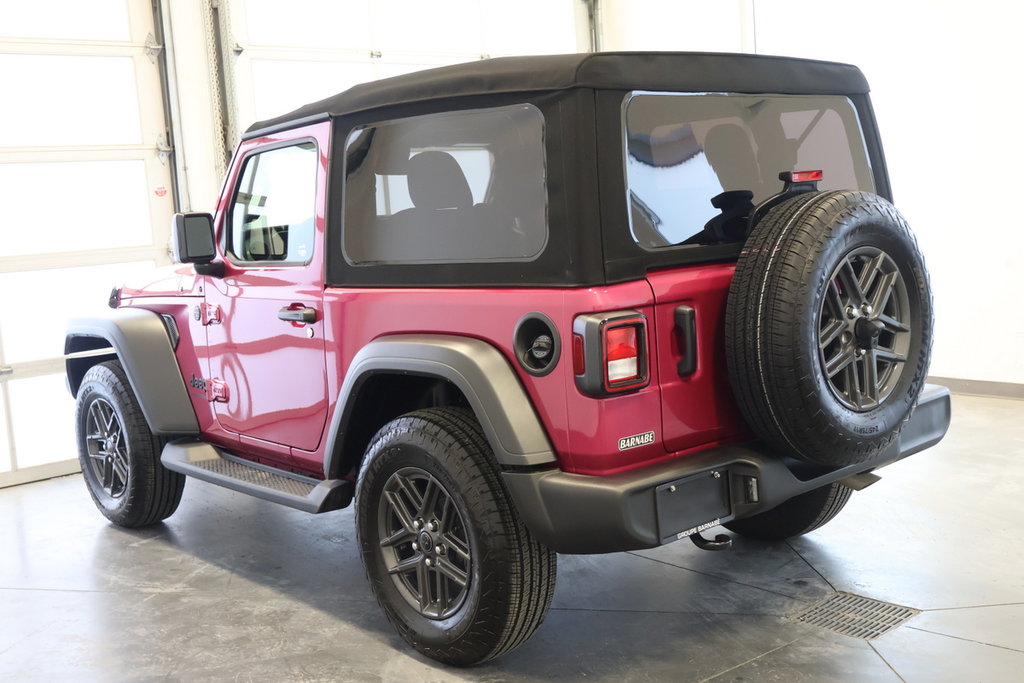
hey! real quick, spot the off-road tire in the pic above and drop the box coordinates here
[356,407,556,666]
[724,483,852,541]
[726,191,932,466]
[75,360,185,527]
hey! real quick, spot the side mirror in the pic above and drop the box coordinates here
[171,213,216,264]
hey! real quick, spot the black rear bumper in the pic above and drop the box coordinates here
[502,384,951,554]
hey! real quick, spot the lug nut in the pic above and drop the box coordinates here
[425,557,434,567]
[426,520,438,532]
[436,544,446,555]
[846,306,858,319]
[413,519,422,530]
[411,542,419,551]
[861,304,874,316]
[856,348,866,357]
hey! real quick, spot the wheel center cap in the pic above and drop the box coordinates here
[854,317,884,348]
[418,531,433,552]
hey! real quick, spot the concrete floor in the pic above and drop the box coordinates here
[1,393,1021,682]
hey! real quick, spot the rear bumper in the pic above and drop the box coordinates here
[503,384,951,554]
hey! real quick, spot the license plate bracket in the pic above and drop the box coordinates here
[655,469,731,543]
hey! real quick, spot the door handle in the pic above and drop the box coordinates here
[277,306,318,324]
[674,305,697,377]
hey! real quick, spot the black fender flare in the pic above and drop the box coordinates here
[65,308,199,434]
[325,334,557,476]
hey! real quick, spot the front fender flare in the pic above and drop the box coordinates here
[326,334,557,476]
[66,308,199,434]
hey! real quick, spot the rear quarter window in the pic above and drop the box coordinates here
[343,104,547,265]
[623,93,874,248]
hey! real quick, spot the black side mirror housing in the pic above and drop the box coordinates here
[171,213,216,264]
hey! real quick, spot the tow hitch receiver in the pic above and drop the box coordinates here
[689,530,732,551]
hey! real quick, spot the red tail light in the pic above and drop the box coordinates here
[605,325,640,383]
[573,311,650,396]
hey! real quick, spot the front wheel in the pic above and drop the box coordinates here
[75,360,185,527]
[356,407,556,666]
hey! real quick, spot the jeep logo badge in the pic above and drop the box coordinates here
[618,431,655,450]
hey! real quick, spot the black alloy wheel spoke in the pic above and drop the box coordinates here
[825,346,857,378]
[868,270,899,314]
[819,319,846,351]
[442,533,471,565]
[857,252,886,294]
[837,260,867,305]
[878,313,910,334]
[435,556,469,587]
[387,553,420,577]
[383,488,417,534]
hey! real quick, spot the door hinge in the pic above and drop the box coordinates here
[208,378,230,403]
[144,33,164,64]
[196,303,221,325]
[156,134,174,165]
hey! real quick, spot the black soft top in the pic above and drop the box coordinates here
[246,51,869,138]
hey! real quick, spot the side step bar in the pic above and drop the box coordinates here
[161,439,353,514]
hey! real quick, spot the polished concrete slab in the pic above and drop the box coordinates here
[1,393,1021,682]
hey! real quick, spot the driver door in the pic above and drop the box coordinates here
[204,126,329,459]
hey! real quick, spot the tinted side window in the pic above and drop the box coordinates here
[623,93,874,248]
[229,142,317,264]
[343,104,547,264]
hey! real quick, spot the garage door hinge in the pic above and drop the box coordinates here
[145,33,164,64]
[0,365,12,377]
[156,134,173,164]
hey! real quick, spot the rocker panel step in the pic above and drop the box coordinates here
[161,439,352,513]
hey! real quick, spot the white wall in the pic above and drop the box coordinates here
[602,0,1024,385]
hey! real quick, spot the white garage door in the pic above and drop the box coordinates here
[0,1,175,486]
[223,0,583,131]
[0,0,583,488]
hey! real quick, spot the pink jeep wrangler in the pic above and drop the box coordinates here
[66,52,950,665]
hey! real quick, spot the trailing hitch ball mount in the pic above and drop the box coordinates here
[689,530,733,551]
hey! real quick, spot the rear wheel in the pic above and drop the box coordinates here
[724,483,852,541]
[356,407,556,666]
[75,360,185,527]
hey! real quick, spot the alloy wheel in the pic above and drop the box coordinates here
[818,246,912,411]
[84,397,130,498]
[376,466,472,619]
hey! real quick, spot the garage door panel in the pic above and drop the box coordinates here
[483,1,579,55]
[1,0,130,42]
[0,54,143,148]
[6,375,74,469]
[244,0,371,49]
[0,160,152,256]
[250,59,375,121]
[370,0,483,54]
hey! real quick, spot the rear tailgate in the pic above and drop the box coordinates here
[646,264,749,453]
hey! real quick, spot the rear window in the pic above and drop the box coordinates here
[343,104,547,265]
[623,93,874,248]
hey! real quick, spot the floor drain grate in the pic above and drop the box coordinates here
[791,592,920,640]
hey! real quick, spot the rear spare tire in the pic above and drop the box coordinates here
[726,191,932,466]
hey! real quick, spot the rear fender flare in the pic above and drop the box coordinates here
[325,334,557,477]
